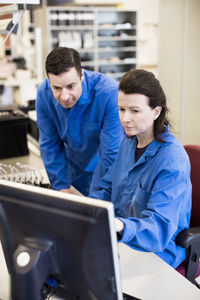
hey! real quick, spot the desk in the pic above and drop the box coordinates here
[0,148,45,171]
[1,242,200,300]
[0,145,81,194]
[119,243,200,300]
[0,152,200,300]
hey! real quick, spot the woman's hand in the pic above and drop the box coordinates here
[60,188,76,194]
[115,218,124,235]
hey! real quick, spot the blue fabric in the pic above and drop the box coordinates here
[36,69,124,195]
[90,129,192,268]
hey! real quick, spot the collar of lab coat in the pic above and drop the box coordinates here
[128,126,171,169]
[78,76,91,105]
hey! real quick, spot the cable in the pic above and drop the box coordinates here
[3,10,24,45]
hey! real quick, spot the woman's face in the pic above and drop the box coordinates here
[118,91,161,141]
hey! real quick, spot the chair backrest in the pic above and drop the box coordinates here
[184,145,200,227]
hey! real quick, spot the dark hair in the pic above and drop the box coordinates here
[119,69,170,142]
[45,47,82,77]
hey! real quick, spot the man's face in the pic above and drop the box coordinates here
[48,67,84,109]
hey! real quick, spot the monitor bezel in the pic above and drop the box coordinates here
[0,179,123,300]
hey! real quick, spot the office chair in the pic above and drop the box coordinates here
[175,145,200,288]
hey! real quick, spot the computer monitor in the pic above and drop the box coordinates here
[0,179,123,300]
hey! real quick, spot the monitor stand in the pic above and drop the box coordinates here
[11,238,67,300]
[10,238,142,300]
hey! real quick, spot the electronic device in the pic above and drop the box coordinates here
[0,162,51,188]
[0,179,124,300]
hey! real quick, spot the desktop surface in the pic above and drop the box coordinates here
[119,243,200,300]
[1,242,200,300]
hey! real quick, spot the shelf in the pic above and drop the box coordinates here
[98,25,136,30]
[0,4,21,16]
[98,46,137,52]
[97,59,137,65]
[34,7,137,79]
[106,72,126,78]
[50,25,94,31]
[81,61,95,67]
[0,78,41,87]
[78,48,95,53]
[98,36,136,41]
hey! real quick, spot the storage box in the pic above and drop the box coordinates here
[29,117,39,141]
[19,101,39,141]
[0,109,29,159]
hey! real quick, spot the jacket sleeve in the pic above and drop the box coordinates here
[117,168,191,253]
[36,90,71,190]
[89,162,114,201]
[89,88,124,193]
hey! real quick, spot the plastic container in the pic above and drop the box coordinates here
[0,109,29,159]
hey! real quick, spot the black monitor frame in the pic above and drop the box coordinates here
[0,179,123,300]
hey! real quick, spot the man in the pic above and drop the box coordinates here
[36,47,123,196]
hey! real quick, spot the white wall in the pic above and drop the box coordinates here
[158,0,200,144]
[158,0,184,140]
[123,0,200,145]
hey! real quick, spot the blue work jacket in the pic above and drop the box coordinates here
[90,129,192,268]
[36,69,124,195]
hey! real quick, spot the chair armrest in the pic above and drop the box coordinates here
[175,227,200,248]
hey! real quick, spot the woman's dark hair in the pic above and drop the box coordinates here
[119,69,170,142]
[45,47,82,77]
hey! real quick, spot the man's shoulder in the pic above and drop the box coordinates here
[84,69,118,91]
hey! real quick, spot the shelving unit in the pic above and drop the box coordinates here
[0,7,43,107]
[34,6,137,80]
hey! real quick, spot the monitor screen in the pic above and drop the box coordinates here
[0,179,123,300]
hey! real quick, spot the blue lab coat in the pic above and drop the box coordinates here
[36,69,124,195]
[90,128,192,268]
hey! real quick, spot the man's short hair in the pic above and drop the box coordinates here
[45,47,82,77]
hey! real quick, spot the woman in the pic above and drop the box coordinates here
[90,69,192,268]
